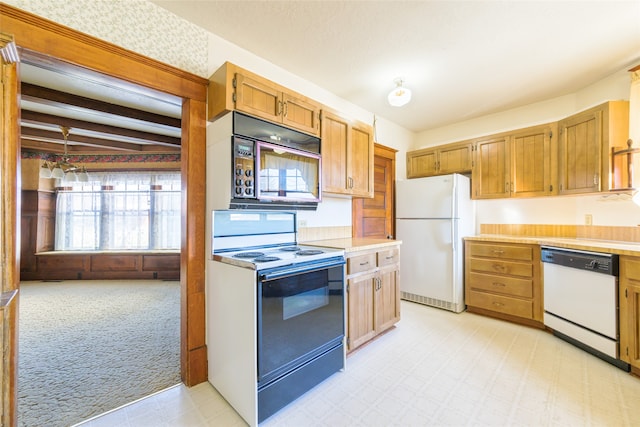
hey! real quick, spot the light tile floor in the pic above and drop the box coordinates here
[76,301,640,426]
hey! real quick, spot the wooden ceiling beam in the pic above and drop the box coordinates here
[20,126,181,152]
[21,82,182,128]
[21,110,182,146]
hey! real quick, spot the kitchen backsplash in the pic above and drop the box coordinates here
[480,223,640,243]
[297,226,352,242]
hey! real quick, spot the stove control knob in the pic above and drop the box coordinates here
[236,168,243,176]
[245,179,253,187]
[235,187,243,195]
[245,169,253,177]
[235,178,243,186]
[245,188,253,195]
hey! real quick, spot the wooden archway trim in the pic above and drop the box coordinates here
[0,2,208,404]
[0,4,207,101]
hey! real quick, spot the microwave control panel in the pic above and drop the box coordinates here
[233,138,255,198]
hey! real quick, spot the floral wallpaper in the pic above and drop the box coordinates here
[3,0,209,77]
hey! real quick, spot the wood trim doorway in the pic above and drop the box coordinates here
[352,143,397,239]
[0,4,208,423]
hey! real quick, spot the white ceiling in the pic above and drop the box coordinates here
[151,0,640,132]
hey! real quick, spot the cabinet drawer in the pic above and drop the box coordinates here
[468,272,533,298]
[467,243,533,261]
[467,289,533,319]
[622,257,640,282]
[347,252,376,275]
[469,258,533,278]
[377,248,399,267]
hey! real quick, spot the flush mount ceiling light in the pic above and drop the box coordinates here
[387,78,412,107]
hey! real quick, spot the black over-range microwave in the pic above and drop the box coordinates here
[208,111,322,211]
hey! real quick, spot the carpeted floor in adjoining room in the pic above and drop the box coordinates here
[17,280,181,427]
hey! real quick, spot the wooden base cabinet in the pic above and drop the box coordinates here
[464,241,543,327]
[346,245,400,352]
[619,256,640,375]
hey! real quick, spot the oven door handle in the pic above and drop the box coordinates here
[259,256,345,282]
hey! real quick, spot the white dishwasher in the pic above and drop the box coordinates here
[541,246,629,371]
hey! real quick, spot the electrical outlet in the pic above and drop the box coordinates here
[585,214,593,226]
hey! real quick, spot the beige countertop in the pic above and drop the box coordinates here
[307,238,402,253]
[466,235,640,256]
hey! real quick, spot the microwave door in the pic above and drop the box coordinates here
[256,142,321,203]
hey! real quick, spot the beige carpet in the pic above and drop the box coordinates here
[18,280,181,427]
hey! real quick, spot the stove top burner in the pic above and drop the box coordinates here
[233,251,265,259]
[253,256,282,263]
[279,246,301,252]
[296,249,324,256]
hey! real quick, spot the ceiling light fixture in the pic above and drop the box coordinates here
[388,78,412,107]
[39,126,89,182]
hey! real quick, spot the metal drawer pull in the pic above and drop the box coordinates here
[492,250,504,254]
[492,302,505,307]
[492,282,506,287]
[385,256,394,260]
[359,261,369,266]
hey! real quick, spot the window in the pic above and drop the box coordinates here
[55,171,180,251]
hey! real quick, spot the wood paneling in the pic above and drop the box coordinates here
[479,223,640,244]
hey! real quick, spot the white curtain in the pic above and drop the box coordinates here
[55,171,181,251]
[260,151,319,197]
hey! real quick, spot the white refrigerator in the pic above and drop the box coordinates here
[396,174,475,313]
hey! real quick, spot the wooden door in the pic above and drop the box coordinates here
[511,124,557,198]
[406,148,437,178]
[347,273,376,351]
[281,92,320,136]
[348,121,374,197]
[352,144,396,239]
[0,34,20,426]
[375,265,400,333]
[558,109,602,194]
[438,143,472,175]
[472,136,510,199]
[234,73,282,124]
[321,110,349,194]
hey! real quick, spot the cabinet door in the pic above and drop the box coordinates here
[438,143,472,175]
[406,149,437,178]
[558,109,602,194]
[349,122,374,198]
[234,73,282,123]
[347,273,377,351]
[321,111,349,194]
[619,257,640,370]
[376,265,400,333]
[282,92,320,136]
[511,124,557,198]
[472,136,510,199]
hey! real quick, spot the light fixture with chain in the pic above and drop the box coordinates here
[39,126,89,182]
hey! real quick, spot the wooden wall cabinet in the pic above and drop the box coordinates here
[321,109,374,198]
[208,61,321,136]
[472,123,557,199]
[346,245,400,352]
[464,241,543,327]
[406,141,472,178]
[619,256,640,375]
[558,101,629,195]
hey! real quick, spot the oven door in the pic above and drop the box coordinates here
[257,257,344,387]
